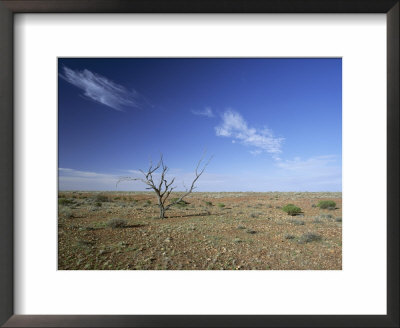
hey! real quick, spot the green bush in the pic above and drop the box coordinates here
[282,204,302,216]
[217,203,225,208]
[317,200,336,209]
[204,201,213,207]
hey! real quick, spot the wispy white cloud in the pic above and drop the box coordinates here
[191,107,215,118]
[59,66,140,111]
[249,149,262,156]
[215,110,284,158]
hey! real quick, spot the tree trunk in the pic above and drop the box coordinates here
[159,205,165,219]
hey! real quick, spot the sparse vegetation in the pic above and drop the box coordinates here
[95,194,109,202]
[106,218,128,229]
[58,191,342,270]
[282,204,302,216]
[298,233,322,244]
[217,203,225,208]
[58,198,74,206]
[317,200,336,209]
[59,207,73,219]
[318,214,333,219]
[170,198,189,207]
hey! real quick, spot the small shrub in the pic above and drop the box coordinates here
[95,194,109,202]
[80,226,95,231]
[250,213,258,218]
[59,207,73,219]
[95,202,102,207]
[313,217,323,224]
[246,229,257,234]
[284,234,295,240]
[217,203,225,208]
[170,198,188,207]
[311,204,317,208]
[58,198,74,206]
[106,218,128,229]
[335,217,342,222]
[114,196,121,200]
[298,233,322,244]
[319,214,333,219]
[237,225,246,230]
[317,200,336,209]
[204,201,213,207]
[282,204,302,216]
[146,200,152,205]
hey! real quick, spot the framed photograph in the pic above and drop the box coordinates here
[0,0,398,327]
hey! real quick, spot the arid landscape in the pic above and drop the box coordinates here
[58,191,342,270]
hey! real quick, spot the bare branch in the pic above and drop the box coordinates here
[117,153,212,219]
[165,154,213,210]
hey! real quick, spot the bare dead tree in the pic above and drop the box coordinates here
[117,154,212,219]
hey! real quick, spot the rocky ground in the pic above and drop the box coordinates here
[58,191,342,270]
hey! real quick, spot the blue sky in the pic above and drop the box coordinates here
[58,58,342,192]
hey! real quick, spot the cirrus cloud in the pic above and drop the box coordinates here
[60,66,141,111]
[191,107,215,118]
[215,110,284,158]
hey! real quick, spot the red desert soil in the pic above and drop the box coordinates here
[58,191,342,270]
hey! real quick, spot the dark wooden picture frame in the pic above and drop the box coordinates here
[0,1,398,327]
